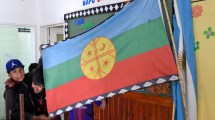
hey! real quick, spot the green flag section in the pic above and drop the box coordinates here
[42,0,179,117]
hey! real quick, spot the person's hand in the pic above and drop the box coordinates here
[100,99,106,110]
[39,114,48,117]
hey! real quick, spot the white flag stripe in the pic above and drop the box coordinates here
[157,0,165,27]
[186,62,197,120]
[173,0,184,55]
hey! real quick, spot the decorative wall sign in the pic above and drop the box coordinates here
[192,0,215,119]
[64,2,129,39]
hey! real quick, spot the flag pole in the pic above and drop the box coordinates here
[172,103,175,120]
[162,0,188,120]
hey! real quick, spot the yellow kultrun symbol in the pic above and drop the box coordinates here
[80,36,116,80]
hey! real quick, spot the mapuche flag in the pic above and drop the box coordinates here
[42,0,179,117]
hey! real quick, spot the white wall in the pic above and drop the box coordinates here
[37,0,128,26]
[0,0,38,25]
[0,0,39,61]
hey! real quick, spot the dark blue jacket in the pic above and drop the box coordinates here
[4,77,35,120]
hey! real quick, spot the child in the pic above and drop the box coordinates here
[32,68,61,120]
[4,59,50,120]
[31,68,47,116]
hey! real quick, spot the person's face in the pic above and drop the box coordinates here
[8,67,25,82]
[32,82,44,94]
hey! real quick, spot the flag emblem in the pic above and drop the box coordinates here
[80,36,116,80]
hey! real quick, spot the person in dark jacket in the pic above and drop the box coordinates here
[4,59,50,120]
[31,68,47,116]
[32,68,61,120]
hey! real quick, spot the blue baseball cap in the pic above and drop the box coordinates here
[6,59,24,73]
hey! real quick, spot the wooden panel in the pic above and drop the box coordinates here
[93,92,173,120]
[118,96,123,120]
[109,97,115,120]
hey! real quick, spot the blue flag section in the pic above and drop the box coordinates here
[172,16,185,120]
[173,0,197,120]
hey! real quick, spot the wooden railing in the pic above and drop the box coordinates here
[93,92,173,120]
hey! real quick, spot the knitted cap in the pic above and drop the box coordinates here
[32,68,44,85]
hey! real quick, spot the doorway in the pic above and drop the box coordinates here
[47,24,64,44]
